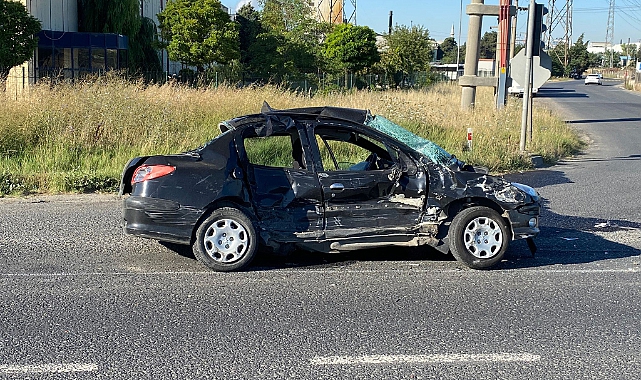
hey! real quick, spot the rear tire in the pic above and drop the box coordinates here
[449,206,510,269]
[193,207,257,272]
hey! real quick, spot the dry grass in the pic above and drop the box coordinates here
[0,75,583,195]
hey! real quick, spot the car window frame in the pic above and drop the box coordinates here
[310,121,406,173]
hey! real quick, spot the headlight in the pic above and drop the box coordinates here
[511,182,539,201]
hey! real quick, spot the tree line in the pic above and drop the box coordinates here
[155,0,442,88]
[2,0,636,88]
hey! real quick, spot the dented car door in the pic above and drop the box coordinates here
[312,125,426,238]
[239,120,324,239]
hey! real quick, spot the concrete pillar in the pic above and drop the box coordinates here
[461,0,484,110]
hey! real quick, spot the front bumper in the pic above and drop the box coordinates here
[507,204,540,240]
[122,196,202,245]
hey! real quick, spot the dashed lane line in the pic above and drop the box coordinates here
[0,363,98,374]
[310,353,541,365]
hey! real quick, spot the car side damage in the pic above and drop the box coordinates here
[120,104,540,271]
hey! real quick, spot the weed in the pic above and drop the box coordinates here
[0,75,583,195]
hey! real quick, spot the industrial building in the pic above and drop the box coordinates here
[7,0,128,97]
[6,0,230,97]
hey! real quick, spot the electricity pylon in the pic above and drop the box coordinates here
[545,0,573,69]
[605,0,615,67]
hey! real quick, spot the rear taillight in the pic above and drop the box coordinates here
[132,165,175,184]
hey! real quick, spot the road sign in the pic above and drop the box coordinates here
[510,49,551,88]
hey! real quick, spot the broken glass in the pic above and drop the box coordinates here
[365,116,452,165]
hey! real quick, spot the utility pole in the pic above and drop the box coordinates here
[459,1,515,110]
[510,0,518,60]
[496,0,512,109]
[519,0,536,152]
[460,0,484,110]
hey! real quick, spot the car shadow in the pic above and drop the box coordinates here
[248,209,640,271]
[503,168,573,188]
[249,168,641,271]
[567,117,641,124]
[160,167,640,271]
[537,88,589,98]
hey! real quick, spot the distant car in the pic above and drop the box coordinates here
[508,82,539,97]
[120,104,541,271]
[585,74,602,85]
[570,71,582,79]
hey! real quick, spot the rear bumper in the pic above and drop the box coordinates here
[122,196,202,245]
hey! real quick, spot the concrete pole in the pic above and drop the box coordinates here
[510,0,518,60]
[519,0,536,153]
[461,0,484,110]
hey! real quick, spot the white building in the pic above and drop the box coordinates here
[588,41,640,66]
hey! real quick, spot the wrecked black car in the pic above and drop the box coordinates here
[120,104,540,271]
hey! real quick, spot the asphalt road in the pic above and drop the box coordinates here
[1,79,640,379]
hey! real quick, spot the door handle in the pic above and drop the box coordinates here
[329,183,345,192]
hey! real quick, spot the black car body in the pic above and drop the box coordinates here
[121,104,540,271]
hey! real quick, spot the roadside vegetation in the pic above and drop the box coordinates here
[0,75,583,196]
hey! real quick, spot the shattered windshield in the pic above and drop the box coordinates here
[365,115,452,165]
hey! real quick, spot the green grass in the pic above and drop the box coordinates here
[0,74,584,196]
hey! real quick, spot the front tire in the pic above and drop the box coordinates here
[193,207,257,272]
[449,206,510,269]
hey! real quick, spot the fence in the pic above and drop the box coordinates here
[2,65,453,99]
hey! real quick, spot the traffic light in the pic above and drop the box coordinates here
[532,4,548,56]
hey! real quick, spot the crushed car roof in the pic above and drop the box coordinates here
[260,102,371,124]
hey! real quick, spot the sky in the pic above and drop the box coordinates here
[225,0,641,46]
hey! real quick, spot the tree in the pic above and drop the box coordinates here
[245,32,288,81]
[513,43,525,56]
[158,0,239,72]
[548,34,593,76]
[567,34,590,75]
[479,31,496,59]
[439,37,458,64]
[260,0,315,35]
[380,25,433,87]
[259,0,328,69]
[237,4,264,69]
[323,24,380,76]
[620,43,637,67]
[78,0,160,72]
[0,0,41,76]
[239,0,326,83]
[78,0,140,37]
[129,17,163,73]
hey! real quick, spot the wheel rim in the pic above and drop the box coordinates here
[462,216,503,259]
[203,218,249,263]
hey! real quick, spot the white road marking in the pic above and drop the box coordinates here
[0,363,98,374]
[311,353,541,365]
